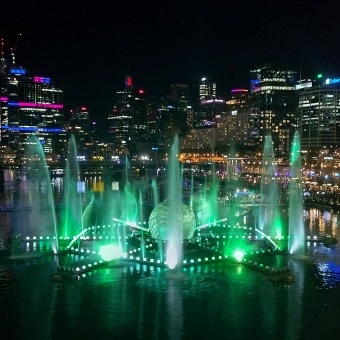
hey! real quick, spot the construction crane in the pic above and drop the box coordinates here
[10,33,22,65]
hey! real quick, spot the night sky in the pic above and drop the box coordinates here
[1,0,340,132]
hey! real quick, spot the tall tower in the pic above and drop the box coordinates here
[197,77,220,127]
[0,38,66,162]
[199,77,216,102]
[156,84,190,152]
[250,63,297,154]
[108,76,135,154]
[69,106,92,158]
[297,77,340,150]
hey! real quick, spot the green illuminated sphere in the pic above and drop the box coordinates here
[148,202,196,240]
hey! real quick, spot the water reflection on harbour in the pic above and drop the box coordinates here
[1,254,340,339]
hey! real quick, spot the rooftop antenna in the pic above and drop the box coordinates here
[299,66,302,82]
[10,33,22,65]
[0,38,5,73]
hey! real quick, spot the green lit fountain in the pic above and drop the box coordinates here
[288,131,305,254]
[260,134,282,238]
[148,135,196,269]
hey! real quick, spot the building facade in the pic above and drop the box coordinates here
[196,99,227,127]
[197,77,219,127]
[199,77,216,101]
[107,76,135,155]
[216,109,252,149]
[0,61,66,161]
[68,106,93,159]
[181,126,216,152]
[250,63,297,154]
[297,78,340,151]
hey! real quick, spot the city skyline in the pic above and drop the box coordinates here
[1,1,340,126]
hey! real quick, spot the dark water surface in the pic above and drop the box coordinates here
[1,175,340,339]
[1,253,340,340]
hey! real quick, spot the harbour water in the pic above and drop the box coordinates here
[1,173,340,340]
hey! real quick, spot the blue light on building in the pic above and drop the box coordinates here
[10,68,26,75]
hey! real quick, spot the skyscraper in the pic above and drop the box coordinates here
[250,63,297,154]
[156,84,190,153]
[226,89,249,110]
[0,49,66,160]
[297,77,340,150]
[69,106,92,159]
[199,77,216,101]
[196,77,219,127]
[108,76,135,154]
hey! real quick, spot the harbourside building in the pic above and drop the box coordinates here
[216,108,252,150]
[297,76,340,151]
[0,60,66,161]
[250,63,297,155]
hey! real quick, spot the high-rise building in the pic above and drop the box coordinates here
[216,109,252,149]
[155,84,190,154]
[199,77,216,101]
[195,99,227,127]
[226,89,249,110]
[181,126,216,152]
[108,76,135,154]
[108,77,150,157]
[197,77,220,127]
[250,63,297,154]
[146,101,158,144]
[171,84,190,106]
[297,77,340,151]
[0,57,66,160]
[133,89,150,157]
[69,106,93,159]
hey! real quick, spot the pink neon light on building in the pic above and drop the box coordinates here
[0,97,8,101]
[33,76,50,83]
[231,89,248,93]
[18,102,63,109]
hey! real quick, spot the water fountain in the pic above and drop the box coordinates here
[13,131,309,285]
[259,134,282,238]
[288,131,305,254]
[148,135,196,269]
[61,134,84,239]
[21,135,59,252]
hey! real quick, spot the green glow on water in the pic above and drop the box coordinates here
[233,250,245,262]
[99,245,123,261]
[274,214,282,239]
